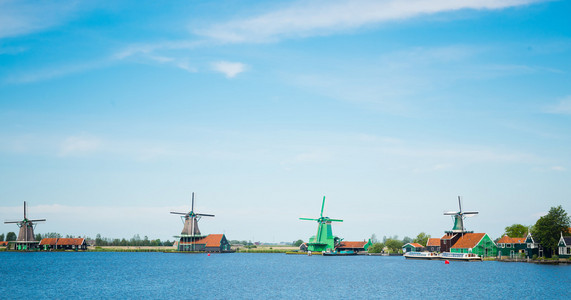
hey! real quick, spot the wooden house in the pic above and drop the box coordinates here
[524,232,545,258]
[178,234,232,252]
[336,240,372,253]
[425,238,441,252]
[39,238,87,251]
[558,233,571,258]
[440,233,461,253]
[496,235,526,258]
[402,242,424,253]
[450,233,497,257]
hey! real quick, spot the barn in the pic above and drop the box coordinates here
[178,234,232,252]
[39,238,88,251]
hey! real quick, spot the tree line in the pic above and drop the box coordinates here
[0,232,174,247]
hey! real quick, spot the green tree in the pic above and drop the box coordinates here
[293,239,304,247]
[533,205,570,256]
[402,236,413,244]
[384,238,404,253]
[368,243,384,253]
[370,234,379,244]
[0,233,4,241]
[413,232,430,246]
[6,232,17,241]
[503,224,528,237]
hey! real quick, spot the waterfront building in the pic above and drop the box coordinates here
[440,233,461,253]
[558,233,571,258]
[524,232,545,258]
[178,234,232,252]
[39,238,88,251]
[496,235,526,258]
[425,238,441,252]
[450,233,497,257]
[336,240,372,253]
[402,242,424,253]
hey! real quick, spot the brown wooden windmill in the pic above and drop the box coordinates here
[171,193,214,250]
[4,201,46,250]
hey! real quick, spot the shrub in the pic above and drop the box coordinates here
[532,254,538,260]
[552,255,559,260]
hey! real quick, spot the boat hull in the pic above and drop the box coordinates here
[439,252,482,261]
[403,252,440,260]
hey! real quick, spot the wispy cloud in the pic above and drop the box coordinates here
[4,59,112,84]
[195,0,543,43]
[0,0,80,39]
[545,95,571,115]
[211,61,247,78]
[59,135,102,157]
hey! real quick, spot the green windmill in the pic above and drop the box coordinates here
[300,196,343,252]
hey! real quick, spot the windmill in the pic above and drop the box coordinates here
[4,201,46,249]
[300,196,343,252]
[171,193,214,250]
[443,196,478,233]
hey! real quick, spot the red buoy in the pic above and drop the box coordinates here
[445,260,449,264]
[207,253,211,256]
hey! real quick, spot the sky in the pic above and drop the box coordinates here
[1,0,570,243]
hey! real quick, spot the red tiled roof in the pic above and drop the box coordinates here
[426,238,441,247]
[0,241,9,246]
[441,233,456,240]
[183,234,224,247]
[338,241,367,248]
[497,235,525,244]
[57,238,85,246]
[39,238,58,246]
[451,233,486,249]
[39,238,85,246]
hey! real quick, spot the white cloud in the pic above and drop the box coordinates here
[0,0,80,39]
[59,135,101,157]
[211,61,247,78]
[195,0,542,43]
[551,166,566,171]
[545,96,571,115]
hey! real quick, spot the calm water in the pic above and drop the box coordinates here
[1,252,569,298]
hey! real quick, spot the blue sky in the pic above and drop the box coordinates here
[1,0,570,243]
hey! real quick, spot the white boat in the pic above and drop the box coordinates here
[403,251,440,260]
[439,252,482,261]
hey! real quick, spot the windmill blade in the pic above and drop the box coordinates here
[4,220,21,224]
[24,201,27,219]
[28,219,46,222]
[458,196,462,212]
[299,218,318,221]
[328,219,343,222]
[443,212,458,215]
[196,213,215,217]
[191,192,195,212]
[320,196,326,218]
[170,212,187,215]
[463,211,479,215]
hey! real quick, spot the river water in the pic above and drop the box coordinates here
[1,252,569,298]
